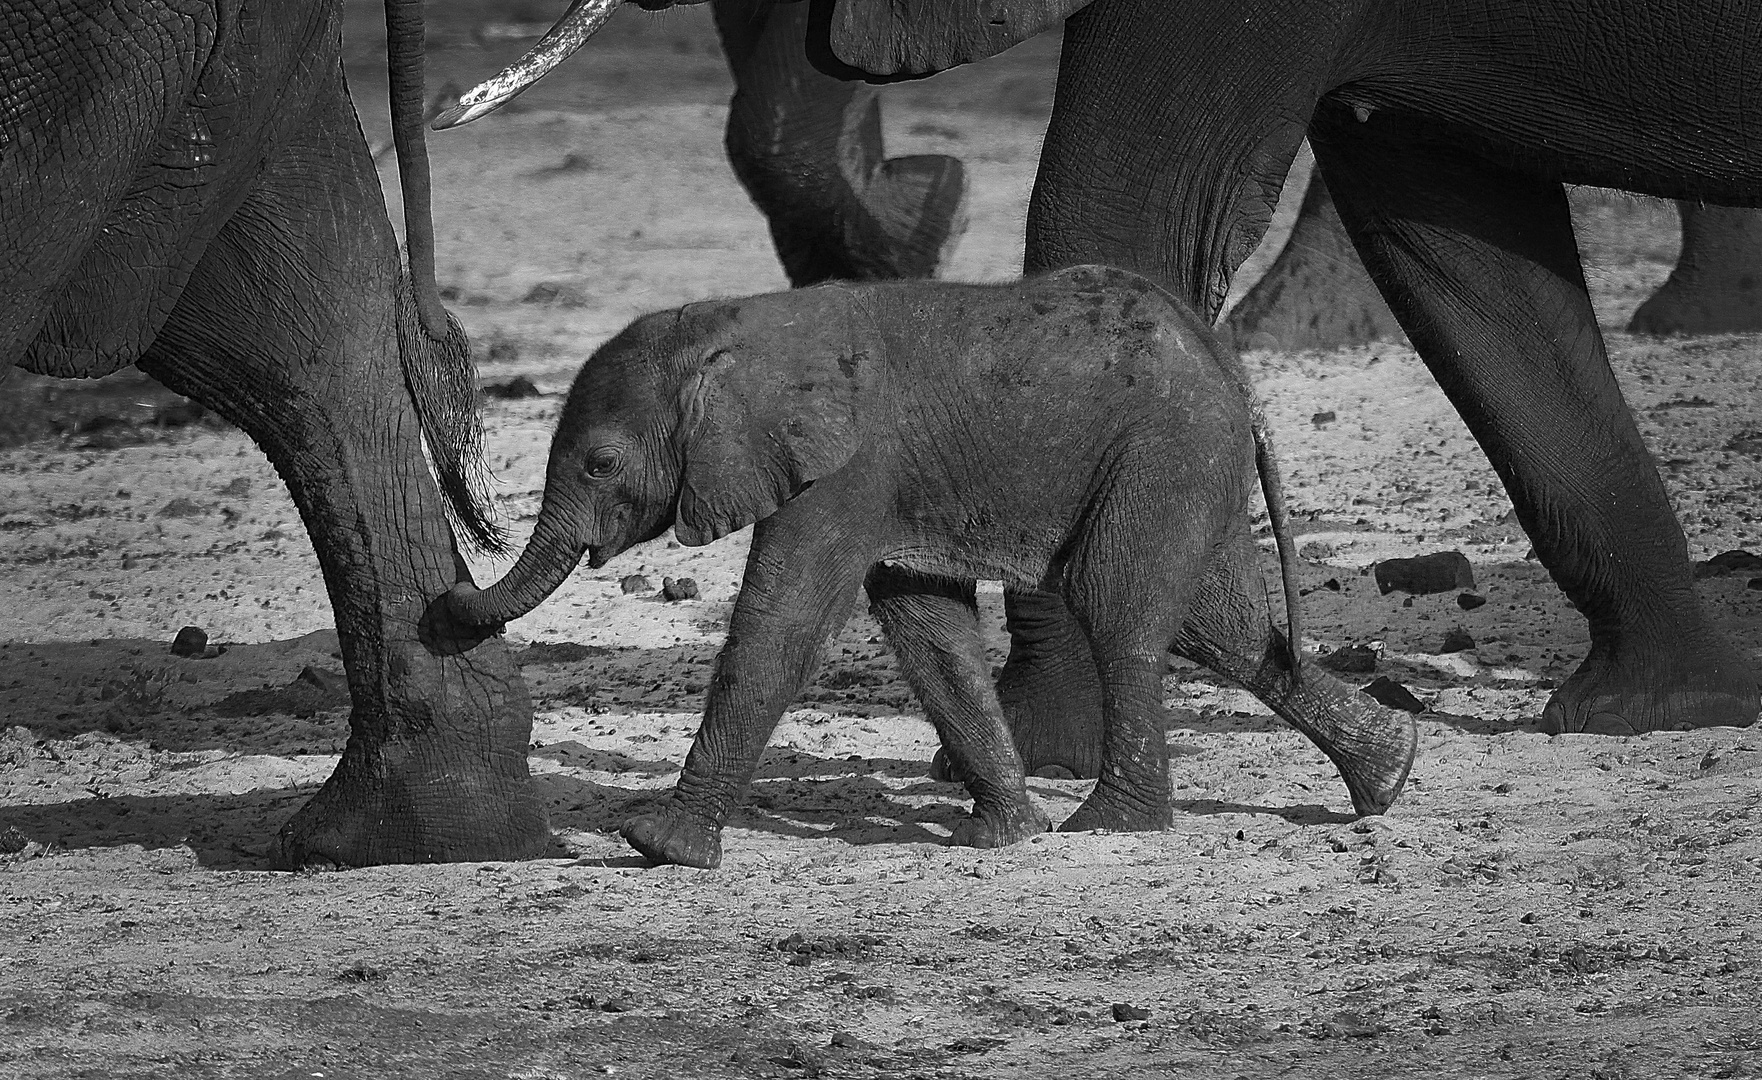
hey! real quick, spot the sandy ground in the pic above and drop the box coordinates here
[4,6,1762,1077]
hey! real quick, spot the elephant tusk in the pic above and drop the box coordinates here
[431,0,623,130]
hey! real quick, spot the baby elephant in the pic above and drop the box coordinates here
[448,266,1417,869]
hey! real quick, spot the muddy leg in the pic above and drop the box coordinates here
[1175,525,1416,816]
[866,566,1049,848]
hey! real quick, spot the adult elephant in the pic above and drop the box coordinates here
[443,0,1760,748]
[3,0,549,865]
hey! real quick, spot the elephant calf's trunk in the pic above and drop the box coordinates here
[447,525,589,626]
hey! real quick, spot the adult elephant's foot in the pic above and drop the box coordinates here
[621,802,724,870]
[997,591,1106,779]
[273,733,549,869]
[1057,781,1173,834]
[1540,638,1759,735]
[948,800,1051,849]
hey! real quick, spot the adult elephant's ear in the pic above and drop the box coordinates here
[672,289,875,546]
[811,0,1089,78]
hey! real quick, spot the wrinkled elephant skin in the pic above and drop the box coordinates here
[2,1,548,865]
[448,267,1418,868]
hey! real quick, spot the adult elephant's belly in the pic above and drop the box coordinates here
[1360,7,1762,201]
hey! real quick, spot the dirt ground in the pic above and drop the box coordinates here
[4,6,1762,1077]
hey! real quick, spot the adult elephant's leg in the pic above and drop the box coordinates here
[712,0,968,284]
[865,566,1048,846]
[139,73,548,866]
[1629,203,1762,335]
[1311,105,1757,735]
[1174,524,1416,817]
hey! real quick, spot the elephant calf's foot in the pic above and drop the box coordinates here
[1541,637,1759,735]
[948,799,1051,849]
[620,803,724,870]
[1057,779,1172,834]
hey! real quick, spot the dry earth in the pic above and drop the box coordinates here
[3,6,1762,1077]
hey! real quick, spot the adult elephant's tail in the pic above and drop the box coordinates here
[1251,399,1303,678]
[384,0,508,554]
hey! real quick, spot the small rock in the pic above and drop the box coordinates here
[521,280,592,307]
[1322,644,1378,674]
[1299,540,1336,561]
[483,375,542,399]
[1456,592,1487,610]
[1373,551,1475,595]
[830,1031,874,1051]
[661,577,699,601]
[0,825,28,855]
[1436,627,1476,654]
[1311,410,1337,427]
[1112,1003,1151,1022]
[156,497,206,519]
[619,574,653,595]
[336,961,385,983]
[170,626,209,658]
[295,665,348,698]
[1361,677,1425,713]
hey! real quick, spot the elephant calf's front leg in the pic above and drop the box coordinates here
[621,516,874,869]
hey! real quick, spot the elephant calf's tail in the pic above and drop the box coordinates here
[1251,399,1303,677]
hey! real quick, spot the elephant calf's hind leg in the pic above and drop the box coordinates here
[866,566,1049,848]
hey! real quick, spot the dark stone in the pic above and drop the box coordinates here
[170,626,208,658]
[1311,410,1337,427]
[1693,549,1762,578]
[156,497,206,519]
[1321,644,1378,674]
[521,281,592,307]
[620,574,654,595]
[1373,551,1475,595]
[662,577,699,601]
[1456,592,1487,610]
[1361,677,1425,713]
[1437,628,1476,654]
[483,375,542,400]
[1112,1003,1152,1022]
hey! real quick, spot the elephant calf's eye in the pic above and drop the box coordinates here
[586,452,621,479]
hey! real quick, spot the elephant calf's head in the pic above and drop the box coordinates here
[448,286,874,626]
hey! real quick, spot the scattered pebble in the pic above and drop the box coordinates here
[1456,592,1486,610]
[483,375,542,399]
[619,574,653,594]
[661,577,699,601]
[1361,676,1425,713]
[1372,551,1475,596]
[1112,1003,1151,1022]
[1436,627,1476,654]
[169,625,219,659]
[1322,644,1378,674]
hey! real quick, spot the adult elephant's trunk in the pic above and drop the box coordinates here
[448,508,590,626]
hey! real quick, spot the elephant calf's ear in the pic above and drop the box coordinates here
[673,342,871,546]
